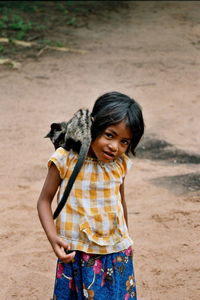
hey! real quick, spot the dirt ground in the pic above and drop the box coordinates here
[1,1,200,300]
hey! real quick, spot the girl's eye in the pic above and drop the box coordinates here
[105,132,113,138]
[121,140,130,146]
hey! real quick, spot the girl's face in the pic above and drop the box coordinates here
[89,121,132,163]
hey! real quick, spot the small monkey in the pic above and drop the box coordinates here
[45,109,92,219]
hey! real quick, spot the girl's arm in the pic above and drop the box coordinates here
[37,163,75,263]
[120,179,128,228]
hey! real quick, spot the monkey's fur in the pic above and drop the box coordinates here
[45,109,92,219]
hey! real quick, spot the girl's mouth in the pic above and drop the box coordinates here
[102,151,115,160]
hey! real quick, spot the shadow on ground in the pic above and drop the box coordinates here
[137,136,200,195]
[137,136,200,164]
[151,172,200,195]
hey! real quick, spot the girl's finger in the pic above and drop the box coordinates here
[60,251,76,263]
[55,244,76,262]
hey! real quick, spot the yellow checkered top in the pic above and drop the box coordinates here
[48,147,133,254]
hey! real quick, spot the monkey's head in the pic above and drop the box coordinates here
[45,109,92,153]
[45,122,67,149]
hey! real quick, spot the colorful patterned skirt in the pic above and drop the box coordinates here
[53,247,137,300]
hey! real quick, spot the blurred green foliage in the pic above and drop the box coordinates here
[0,1,126,57]
[0,1,90,40]
[0,1,124,38]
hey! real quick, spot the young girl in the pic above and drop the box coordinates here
[37,91,144,300]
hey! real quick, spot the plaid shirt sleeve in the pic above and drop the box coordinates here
[48,147,69,179]
[120,154,133,178]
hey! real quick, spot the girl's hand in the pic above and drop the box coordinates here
[37,164,75,263]
[50,235,76,263]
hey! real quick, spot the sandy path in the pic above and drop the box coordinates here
[0,2,200,299]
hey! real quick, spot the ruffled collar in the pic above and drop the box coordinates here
[70,149,123,169]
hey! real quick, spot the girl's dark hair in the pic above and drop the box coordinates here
[91,91,144,155]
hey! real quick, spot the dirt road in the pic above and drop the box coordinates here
[1,2,200,299]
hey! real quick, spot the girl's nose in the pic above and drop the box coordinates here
[108,141,118,152]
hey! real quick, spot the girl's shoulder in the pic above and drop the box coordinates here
[50,147,77,159]
[54,146,69,156]
[49,147,71,162]
[116,153,133,175]
[48,147,75,179]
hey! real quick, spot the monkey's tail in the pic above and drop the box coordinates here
[53,140,91,219]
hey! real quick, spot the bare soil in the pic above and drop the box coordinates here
[1,2,200,300]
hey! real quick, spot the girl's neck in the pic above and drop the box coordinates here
[87,146,97,159]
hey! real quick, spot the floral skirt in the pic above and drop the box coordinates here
[53,247,137,300]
